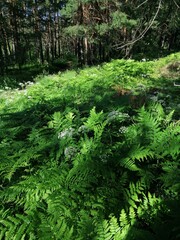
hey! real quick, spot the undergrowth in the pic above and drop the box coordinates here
[0,53,179,239]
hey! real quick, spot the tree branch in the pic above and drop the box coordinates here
[174,82,180,87]
[113,0,162,50]
[136,0,149,9]
[173,0,180,8]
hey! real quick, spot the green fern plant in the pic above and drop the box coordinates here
[94,191,161,240]
[0,209,35,240]
[0,54,180,239]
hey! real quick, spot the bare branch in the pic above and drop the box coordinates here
[113,0,162,50]
[136,0,149,9]
[173,0,180,8]
[174,82,180,87]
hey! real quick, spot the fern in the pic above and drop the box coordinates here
[0,210,35,240]
[38,214,74,240]
[95,219,112,240]
[0,56,180,239]
[124,181,144,208]
[94,191,160,240]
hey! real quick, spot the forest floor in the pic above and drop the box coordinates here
[0,53,180,239]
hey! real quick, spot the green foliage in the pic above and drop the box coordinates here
[0,54,180,239]
[95,191,160,240]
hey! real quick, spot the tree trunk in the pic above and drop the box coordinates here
[34,0,44,64]
[0,45,4,75]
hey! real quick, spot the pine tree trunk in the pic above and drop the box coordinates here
[34,0,44,64]
[0,45,4,75]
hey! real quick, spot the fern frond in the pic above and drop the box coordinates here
[129,145,154,162]
[48,111,75,131]
[119,209,129,227]
[95,219,112,240]
[120,157,140,171]
[85,107,104,128]
[0,211,35,240]
[38,214,73,240]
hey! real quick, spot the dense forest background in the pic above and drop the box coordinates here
[0,0,179,74]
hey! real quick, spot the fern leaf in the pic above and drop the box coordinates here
[95,220,112,240]
[130,145,154,162]
[129,206,136,225]
[119,209,129,227]
[120,157,140,171]
[109,217,119,234]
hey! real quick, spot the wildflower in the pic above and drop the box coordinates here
[108,110,119,118]
[26,81,34,86]
[119,126,128,134]
[78,125,89,134]
[64,146,77,159]
[19,82,25,87]
[58,128,74,139]
[107,111,129,122]
[149,96,158,102]
[141,58,147,62]
[141,74,148,78]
